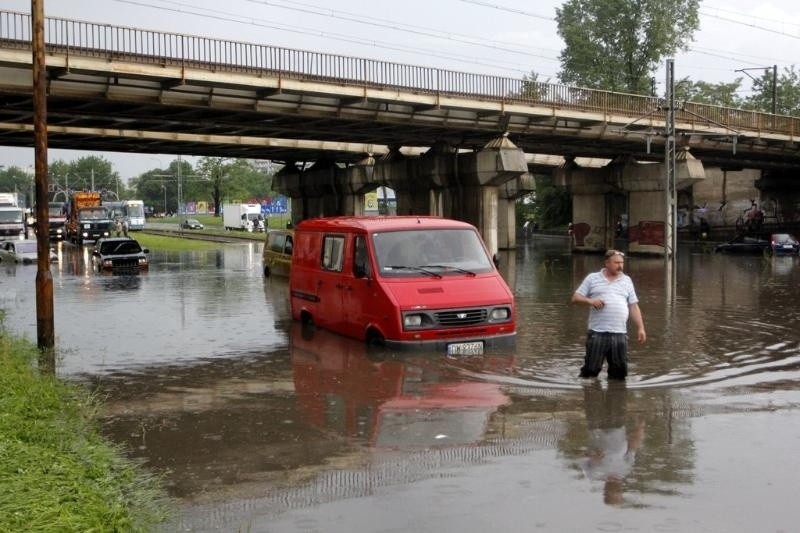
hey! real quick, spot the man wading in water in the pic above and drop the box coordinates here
[571,250,646,379]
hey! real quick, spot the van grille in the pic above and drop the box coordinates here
[435,309,487,326]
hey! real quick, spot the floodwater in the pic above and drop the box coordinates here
[2,236,800,532]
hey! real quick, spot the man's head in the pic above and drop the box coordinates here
[603,249,625,276]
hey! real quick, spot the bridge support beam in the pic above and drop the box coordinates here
[497,172,535,250]
[556,151,704,254]
[273,136,528,254]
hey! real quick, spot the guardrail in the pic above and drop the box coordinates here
[1,9,797,137]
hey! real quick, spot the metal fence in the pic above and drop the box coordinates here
[1,9,797,137]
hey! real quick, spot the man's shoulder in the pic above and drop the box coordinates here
[583,270,605,282]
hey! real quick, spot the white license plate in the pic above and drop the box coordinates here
[447,341,484,356]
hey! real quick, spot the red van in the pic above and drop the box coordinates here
[289,216,515,353]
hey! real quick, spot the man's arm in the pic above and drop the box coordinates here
[629,302,646,343]
[571,291,604,310]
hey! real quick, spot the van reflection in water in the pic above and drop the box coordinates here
[291,323,512,448]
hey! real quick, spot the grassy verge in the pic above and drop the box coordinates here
[135,232,223,252]
[157,213,291,229]
[0,321,171,532]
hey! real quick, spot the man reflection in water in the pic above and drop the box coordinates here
[581,381,645,506]
[571,249,646,379]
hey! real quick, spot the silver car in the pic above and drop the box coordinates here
[0,239,58,264]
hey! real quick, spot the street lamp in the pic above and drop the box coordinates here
[163,184,167,216]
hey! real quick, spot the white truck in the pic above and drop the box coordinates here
[222,203,265,232]
[0,192,26,241]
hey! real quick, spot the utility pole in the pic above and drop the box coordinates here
[735,65,778,115]
[664,59,677,266]
[32,0,56,359]
[771,64,777,115]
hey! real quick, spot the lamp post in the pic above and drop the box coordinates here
[163,184,167,216]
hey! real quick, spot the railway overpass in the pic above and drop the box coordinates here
[2,9,799,253]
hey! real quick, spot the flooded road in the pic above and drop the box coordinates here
[2,237,800,532]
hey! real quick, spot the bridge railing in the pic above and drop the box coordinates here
[1,9,797,138]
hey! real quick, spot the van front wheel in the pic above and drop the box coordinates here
[366,329,385,348]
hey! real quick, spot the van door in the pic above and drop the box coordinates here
[316,233,348,331]
[341,234,375,340]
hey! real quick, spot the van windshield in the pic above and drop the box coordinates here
[373,228,493,276]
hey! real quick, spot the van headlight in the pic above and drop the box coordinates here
[489,307,511,322]
[403,312,433,329]
[404,314,423,327]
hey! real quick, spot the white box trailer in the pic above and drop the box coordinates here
[222,203,265,232]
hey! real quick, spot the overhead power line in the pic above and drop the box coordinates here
[115,0,556,75]
[699,9,800,40]
[455,0,555,21]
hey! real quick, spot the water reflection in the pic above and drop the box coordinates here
[3,238,800,531]
[292,324,511,448]
[574,382,644,506]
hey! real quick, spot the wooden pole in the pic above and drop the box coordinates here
[32,0,55,360]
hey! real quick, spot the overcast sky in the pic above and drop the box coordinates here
[2,0,799,179]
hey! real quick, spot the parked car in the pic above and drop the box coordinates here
[91,237,149,272]
[0,239,57,264]
[770,233,800,255]
[180,218,204,230]
[714,235,770,254]
[262,229,293,277]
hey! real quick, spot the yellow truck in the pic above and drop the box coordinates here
[65,191,113,245]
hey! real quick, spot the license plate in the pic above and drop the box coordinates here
[447,341,484,356]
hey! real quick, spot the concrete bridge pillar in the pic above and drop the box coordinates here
[272,162,304,226]
[452,135,528,255]
[556,150,704,254]
[419,140,456,217]
[497,172,535,250]
[302,159,340,218]
[373,146,428,215]
[338,154,376,216]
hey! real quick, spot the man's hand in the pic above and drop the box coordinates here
[589,298,604,309]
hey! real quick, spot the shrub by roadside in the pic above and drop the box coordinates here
[0,321,171,532]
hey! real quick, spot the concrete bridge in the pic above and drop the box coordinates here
[1,9,799,254]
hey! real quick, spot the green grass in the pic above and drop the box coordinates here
[159,213,291,230]
[0,322,171,532]
[134,232,223,252]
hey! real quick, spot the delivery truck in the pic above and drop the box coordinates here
[0,192,26,241]
[222,203,265,232]
[289,216,516,352]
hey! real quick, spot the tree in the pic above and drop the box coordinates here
[0,166,34,203]
[675,77,744,108]
[517,174,572,230]
[556,0,700,95]
[746,65,800,116]
[196,157,233,216]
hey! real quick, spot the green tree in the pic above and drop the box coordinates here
[0,166,34,204]
[196,157,233,216]
[675,77,744,107]
[556,0,700,94]
[746,65,800,116]
[521,174,572,229]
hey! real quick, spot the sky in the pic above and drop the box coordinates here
[2,0,800,180]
